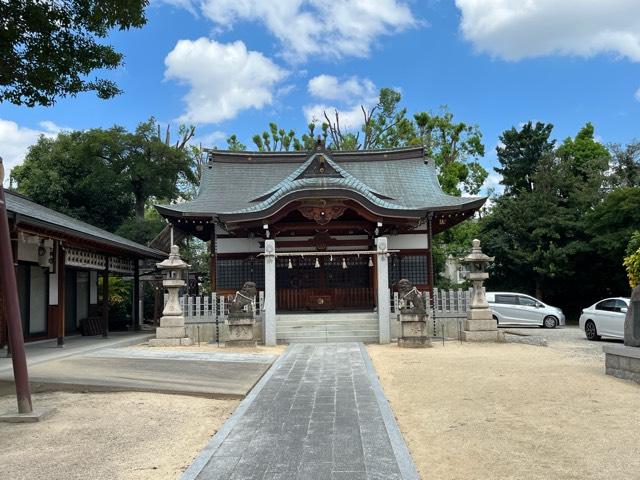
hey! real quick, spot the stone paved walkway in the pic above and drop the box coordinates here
[184,343,419,480]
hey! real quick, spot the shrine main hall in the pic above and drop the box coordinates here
[157,143,485,344]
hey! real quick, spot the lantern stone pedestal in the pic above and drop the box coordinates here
[226,312,257,348]
[461,239,500,343]
[603,284,640,383]
[149,245,193,347]
[396,279,431,348]
[398,313,431,348]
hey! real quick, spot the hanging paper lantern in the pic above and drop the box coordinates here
[368,256,373,267]
[315,257,320,268]
[342,258,347,269]
[288,259,293,269]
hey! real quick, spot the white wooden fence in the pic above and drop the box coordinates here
[167,288,470,324]
[391,288,472,318]
[165,292,265,324]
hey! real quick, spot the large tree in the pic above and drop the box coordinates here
[494,122,555,195]
[1,0,148,106]
[608,141,640,189]
[241,90,487,196]
[11,131,132,231]
[414,107,486,195]
[481,123,610,314]
[11,118,197,230]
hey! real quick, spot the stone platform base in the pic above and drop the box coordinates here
[461,330,500,342]
[398,336,432,348]
[604,344,640,384]
[148,337,193,347]
[0,409,51,423]
[226,340,258,348]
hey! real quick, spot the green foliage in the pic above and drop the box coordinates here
[11,118,198,231]
[116,118,197,219]
[11,132,133,231]
[624,232,640,288]
[115,206,166,245]
[480,122,611,312]
[586,188,640,271]
[0,0,148,106]
[414,107,487,195]
[495,122,555,194]
[245,91,486,196]
[608,141,640,188]
[226,134,247,151]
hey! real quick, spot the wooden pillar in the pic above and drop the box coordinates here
[209,226,217,292]
[131,260,140,331]
[427,213,434,305]
[1,226,18,350]
[57,242,66,346]
[102,256,109,338]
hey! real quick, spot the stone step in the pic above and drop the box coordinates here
[276,320,379,329]
[276,328,380,338]
[276,313,377,322]
[277,335,380,344]
[277,325,379,334]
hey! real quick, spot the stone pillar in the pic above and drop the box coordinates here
[461,240,499,342]
[149,245,193,347]
[263,239,276,346]
[376,237,390,344]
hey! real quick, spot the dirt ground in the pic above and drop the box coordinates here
[0,391,238,480]
[368,339,640,480]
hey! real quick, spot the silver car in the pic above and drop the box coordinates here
[486,292,566,328]
[579,297,629,341]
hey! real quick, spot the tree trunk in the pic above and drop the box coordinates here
[535,279,543,301]
[134,196,145,221]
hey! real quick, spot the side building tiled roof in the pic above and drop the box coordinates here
[157,146,486,218]
[4,189,165,259]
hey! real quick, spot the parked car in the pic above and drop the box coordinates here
[486,292,565,328]
[578,297,629,341]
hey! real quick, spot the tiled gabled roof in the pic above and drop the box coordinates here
[4,189,165,258]
[156,146,486,218]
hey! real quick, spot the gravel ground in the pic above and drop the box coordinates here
[368,333,640,480]
[502,325,622,361]
[0,391,238,480]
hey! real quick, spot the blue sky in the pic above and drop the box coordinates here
[2,0,640,192]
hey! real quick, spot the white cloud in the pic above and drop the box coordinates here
[198,0,418,61]
[635,87,640,102]
[0,119,65,183]
[164,38,287,124]
[456,0,640,61]
[308,75,377,103]
[303,75,379,131]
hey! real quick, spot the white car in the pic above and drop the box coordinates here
[579,297,629,341]
[486,292,566,328]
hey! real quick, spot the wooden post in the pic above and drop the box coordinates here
[102,256,109,338]
[209,225,217,292]
[131,260,140,331]
[427,212,434,306]
[0,159,33,413]
[57,243,65,346]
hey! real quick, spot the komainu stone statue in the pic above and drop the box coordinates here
[229,281,257,315]
[398,278,426,314]
[397,279,430,348]
[226,282,257,347]
[624,284,640,347]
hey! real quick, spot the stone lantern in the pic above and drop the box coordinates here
[149,245,193,346]
[461,239,499,342]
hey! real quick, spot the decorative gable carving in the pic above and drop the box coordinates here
[296,154,341,179]
[298,199,346,225]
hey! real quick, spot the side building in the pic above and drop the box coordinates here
[1,189,165,345]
